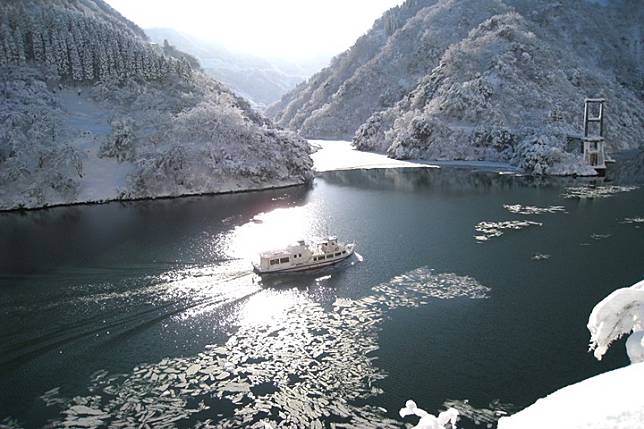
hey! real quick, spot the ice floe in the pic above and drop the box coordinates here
[474,221,542,242]
[503,204,566,215]
[443,399,518,427]
[561,185,639,199]
[38,267,490,428]
[531,253,551,261]
[590,233,611,241]
[622,217,644,227]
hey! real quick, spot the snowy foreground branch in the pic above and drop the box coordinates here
[588,279,644,363]
[399,400,459,429]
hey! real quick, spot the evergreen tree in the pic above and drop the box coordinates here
[44,32,57,70]
[97,44,108,80]
[82,43,94,80]
[55,30,69,76]
[0,23,13,65]
[67,33,83,80]
[31,30,45,63]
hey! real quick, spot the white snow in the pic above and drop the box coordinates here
[310,140,519,173]
[310,140,438,172]
[59,90,135,202]
[497,362,644,429]
[399,400,459,429]
[0,2,313,211]
[588,279,644,362]
[499,279,644,429]
[271,0,643,175]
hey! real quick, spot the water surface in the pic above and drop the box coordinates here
[1,165,643,428]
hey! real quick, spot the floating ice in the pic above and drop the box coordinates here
[0,418,22,429]
[503,204,566,215]
[474,220,542,242]
[622,217,644,226]
[40,267,489,428]
[531,253,551,261]
[562,185,639,199]
[443,399,518,426]
[590,233,611,241]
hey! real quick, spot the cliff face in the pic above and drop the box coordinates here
[268,0,643,174]
[0,0,312,210]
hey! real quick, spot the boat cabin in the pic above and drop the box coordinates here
[253,236,354,274]
[257,240,312,271]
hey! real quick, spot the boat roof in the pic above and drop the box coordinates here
[259,241,307,258]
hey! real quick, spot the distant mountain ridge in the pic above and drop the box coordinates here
[268,0,643,175]
[0,0,312,211]
[145,27,327,110]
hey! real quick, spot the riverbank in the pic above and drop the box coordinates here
[0,178,306,213]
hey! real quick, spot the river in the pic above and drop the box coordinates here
[1,144,643,428]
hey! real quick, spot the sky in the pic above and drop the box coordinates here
[105,0,405,61]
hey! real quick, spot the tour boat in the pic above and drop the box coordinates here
[253,236,355,274]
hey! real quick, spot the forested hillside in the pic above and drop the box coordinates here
[268,0,643,175]
[0,0,312,211]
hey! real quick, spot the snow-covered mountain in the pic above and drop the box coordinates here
[0,0,312,211]
[267,0,643,175]
[146,28,326,110]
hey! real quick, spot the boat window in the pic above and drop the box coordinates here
[279,257,290,264]
[299,254,302,257]
[342,251,346,254]
[335,252,341,256]
[326,254,332,259]
[269,259,279,265]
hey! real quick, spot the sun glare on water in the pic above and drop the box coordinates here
[225,204,326,261]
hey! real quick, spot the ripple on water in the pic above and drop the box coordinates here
[35,267,490,429]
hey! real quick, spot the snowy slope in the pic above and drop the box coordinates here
[0,1,312,211]
[268,0,643,175]
[497,362,644,429]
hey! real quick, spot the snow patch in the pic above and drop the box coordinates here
[588,279,644,362]
[497,362,644,429]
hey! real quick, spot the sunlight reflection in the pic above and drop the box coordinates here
[225,204,325,261]
[238,288,304,327]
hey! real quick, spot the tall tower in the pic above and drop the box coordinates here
[582,98,607,176]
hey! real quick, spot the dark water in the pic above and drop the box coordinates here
[1,165,643,428]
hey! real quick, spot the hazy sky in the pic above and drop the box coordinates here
[105,0,405,61]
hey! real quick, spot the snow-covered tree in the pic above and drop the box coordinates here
[588,279,644,364]
[67,33,83,81]
[82,43,94,80]
[399,400,459,429]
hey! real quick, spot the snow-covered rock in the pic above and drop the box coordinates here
[269,0,644,175]
[497,362,644,429]
[0,0,313,211]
